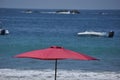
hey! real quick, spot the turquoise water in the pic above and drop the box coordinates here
[0,8,120,72]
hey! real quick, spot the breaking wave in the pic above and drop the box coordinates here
[0,69,120,80]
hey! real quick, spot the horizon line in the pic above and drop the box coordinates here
[0,7,120,10]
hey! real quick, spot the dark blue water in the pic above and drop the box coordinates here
[0,8,120,72]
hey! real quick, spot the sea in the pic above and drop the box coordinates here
[0,8,120,80]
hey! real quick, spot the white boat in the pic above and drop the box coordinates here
[57,11,71,14]
[77,31,114,38]
[77,31,107,36]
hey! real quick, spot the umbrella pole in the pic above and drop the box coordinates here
[55,59,57,80]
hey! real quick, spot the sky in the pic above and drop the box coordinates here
[0,0,120,9]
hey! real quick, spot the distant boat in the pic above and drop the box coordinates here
[22,10,32,14]
[56,10,80,14]
[0,22,9,35]
[0,29,9,35]
[77,31,114,38]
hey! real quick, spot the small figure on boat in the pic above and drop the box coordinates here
[108,31,114,38]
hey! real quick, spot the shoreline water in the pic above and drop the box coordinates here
[0,69,120,80]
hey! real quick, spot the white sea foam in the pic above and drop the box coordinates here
[0,69,120,80]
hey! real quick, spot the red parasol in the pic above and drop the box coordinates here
[15,46,98,80]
